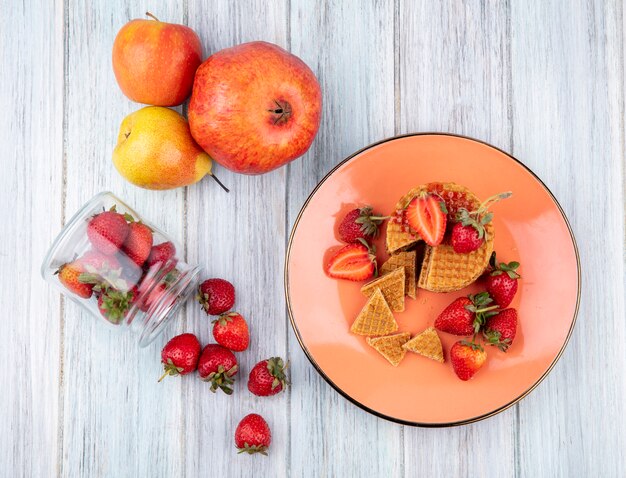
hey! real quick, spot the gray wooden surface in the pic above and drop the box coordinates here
[1,1,624,477]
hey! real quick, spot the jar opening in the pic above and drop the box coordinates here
[137,265,201,347]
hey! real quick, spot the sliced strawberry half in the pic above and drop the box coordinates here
[405,193,447,246]
[325,239,377,281]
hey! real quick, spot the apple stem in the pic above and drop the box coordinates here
[145,12,161,22]
[209,173,230,193]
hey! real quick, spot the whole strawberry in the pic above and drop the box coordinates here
[146,241,176,267]
[122,221,153,266]
[434,292,499,336]
[198,344,238,394]
[117,253,144,288]
[451,192,511,253]
[485,256,520,307]
[158,333,201,382]
[138,268,180,312]
[77,251,132,294]
[450,340,487,381]
[97,287,137,324]
[483,308,518,352]
[213,312,250,351]
[139,282,166,312]
[80,250,121,272]
[87,208,130,255]
[248,357,289,397]
[338,206,386,243]
[235,413,271,456]
[451,221,484,253]
[56,260,93,298]
[197,278,235,315]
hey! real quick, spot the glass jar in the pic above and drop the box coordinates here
[41,191,200,347]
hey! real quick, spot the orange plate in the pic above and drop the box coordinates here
[285,133,580,427]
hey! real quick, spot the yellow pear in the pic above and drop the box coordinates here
[113,106,227,191]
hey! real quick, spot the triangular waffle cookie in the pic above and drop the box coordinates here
[350,288,398,336]
[402,326,444,363]
[380,251,417,299]
[360,267,406,312]
[366,332,411,367]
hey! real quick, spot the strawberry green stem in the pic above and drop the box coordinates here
[476,305,500,314]
[472,191,512,215]
[157,370,169,383]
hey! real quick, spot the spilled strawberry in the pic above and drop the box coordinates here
[197,278,236,315]
[213,312,250,351]
[338,206,387,243]
[485,254,520,307]
[434,292,499,336]
[248,357,289,397]
[198,344,239,394]
[405,192,447,246]
[235,413,271,456]
[325,239,377,281]
[483,308,518,352]
[450,340,487,381]
[158,333,201,382]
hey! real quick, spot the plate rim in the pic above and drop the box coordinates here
[284,132,581,428]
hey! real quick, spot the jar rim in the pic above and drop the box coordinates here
[137,265,201,347]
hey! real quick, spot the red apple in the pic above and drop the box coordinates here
[188,41,322,175]
[112,13,202,106]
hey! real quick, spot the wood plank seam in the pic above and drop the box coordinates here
[180,3,190,477]
[57,0,69,475]
[394,0,401,139]
[285,2,293,477]
[392,1,407,477]
[503,3,522,478]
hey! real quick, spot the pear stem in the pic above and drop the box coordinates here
[145,12,161,22]
[209,173,230,193]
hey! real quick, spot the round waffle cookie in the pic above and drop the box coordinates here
[385,182,494,293]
